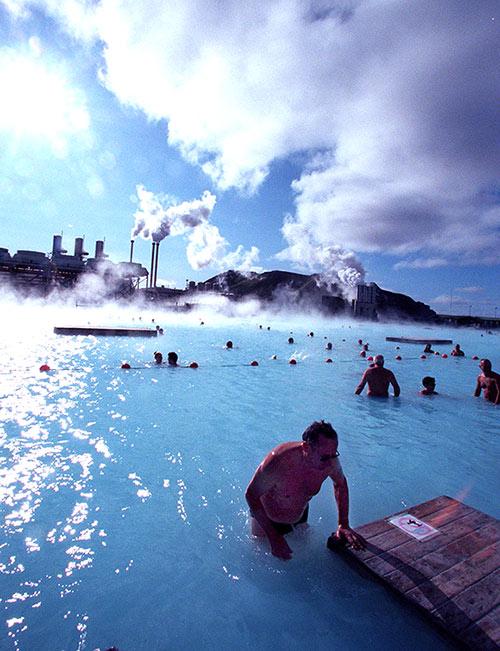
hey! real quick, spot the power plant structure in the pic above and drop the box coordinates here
[0,234,148,298]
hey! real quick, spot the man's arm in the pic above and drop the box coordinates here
[330,470,365,550]
[355,370,368,395]
[493,378,500,405]
[389,372,400,397]
[245,464,293,560]
[474,376,482,397]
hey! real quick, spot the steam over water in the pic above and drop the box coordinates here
[0,301,498,650]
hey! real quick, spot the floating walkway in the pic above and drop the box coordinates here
[386,337,453,345]
[329,496,499,649]
[54,326,158,337]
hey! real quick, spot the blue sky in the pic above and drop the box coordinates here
[0,1,498,316]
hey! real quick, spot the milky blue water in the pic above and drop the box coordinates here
[0,303,498,650]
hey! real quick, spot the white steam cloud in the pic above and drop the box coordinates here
[132,186,261,272]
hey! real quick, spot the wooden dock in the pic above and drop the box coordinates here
[329,496,499,649]
[54,326,158,337]
[385,337,453,345]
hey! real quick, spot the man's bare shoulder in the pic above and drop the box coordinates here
[263,441,301,465]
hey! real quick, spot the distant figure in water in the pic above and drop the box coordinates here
[355,354,400,397]
[245,420,366,560]
[326,342,333,351]
[288,337,294,344]
[167,351,178,366]
[474,359,500,405]
[451,344,465,357]
[225,340,233,349]
[362,343,369,351]
[153,351,163,364]
[423,343,434,354]
[420,376,438,396]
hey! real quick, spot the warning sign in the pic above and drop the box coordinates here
[388,514,439,541]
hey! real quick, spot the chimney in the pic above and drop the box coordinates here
[154,241,160,288]
[149,241,156,288]
[74,237,88,258]
[95,240,105,259]
[129,239,134,263]
[52,234,67,256]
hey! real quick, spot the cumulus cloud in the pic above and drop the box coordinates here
[8,0,499,268]
[132,186,261,272]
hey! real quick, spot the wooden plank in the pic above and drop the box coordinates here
[385,337,453,344]
[331,496,500,649]
[54,326,157,337]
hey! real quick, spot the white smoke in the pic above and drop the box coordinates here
[277,215,365,296]
[132,186,261,272]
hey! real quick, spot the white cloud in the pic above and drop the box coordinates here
[393,258,448,271]
[8,0,499,266]
[455,286,484,294]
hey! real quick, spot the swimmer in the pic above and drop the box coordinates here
[153,351,163,365]
[420,376,438,396]
[474,359,500,405]
[362,343,369,351]
[355,354,400,398]
[423,343,434,354]
[451,344,465,357]
[225,340,233,349]
[245,421,366,560]
[167,351,179,367]
[288,337,294,344]
[326,342,333,351]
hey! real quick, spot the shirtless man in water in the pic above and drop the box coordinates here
[245,421,365,560]
[355,354,400,397]
[474,359,500,405]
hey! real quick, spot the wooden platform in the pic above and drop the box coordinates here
[386,337,453,345]
[330,496,499,649]
[54,326,157,337]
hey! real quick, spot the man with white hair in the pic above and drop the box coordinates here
[355,354,400,397]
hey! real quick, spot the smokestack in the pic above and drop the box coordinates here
[52,234,67,256]
[129,239,134,263]
[149,241,156,288]
[154,241,160,288]
[95,240,105,259]
[74,237,87,258]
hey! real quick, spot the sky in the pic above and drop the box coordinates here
[0,0,498,316]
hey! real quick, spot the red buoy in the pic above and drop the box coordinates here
[359,350,366,357]
[367,356,373,361]
[39,364,50,372]
[325,358,333,363]
[472,355,479,360]
[442,353,448,358]
[395,355,402,361]
[420,354,427,359]
[189,362,199,369]
[289,358,297,365]
[121,363,131,369]
[250,360,259,366]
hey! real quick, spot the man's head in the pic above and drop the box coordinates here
[154,351,163,364]
[422,376,436,388]
[374,354,384,367]
[167,351,178,366]
[302,421,339,467]
[480,359,492,373]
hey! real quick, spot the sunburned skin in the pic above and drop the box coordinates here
[246,428,365,560]
[258,443,344,523]
[474,359,500,405]
[355,366,400,397]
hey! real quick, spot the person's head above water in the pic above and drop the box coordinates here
[374,354,384,367]
[288,337,294,344]
[225,340,233,349]
[167,351,178,366]
[422,376,436,388]
[479,358,492,373]
[301,420,338,445]
[153,351,163,364]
